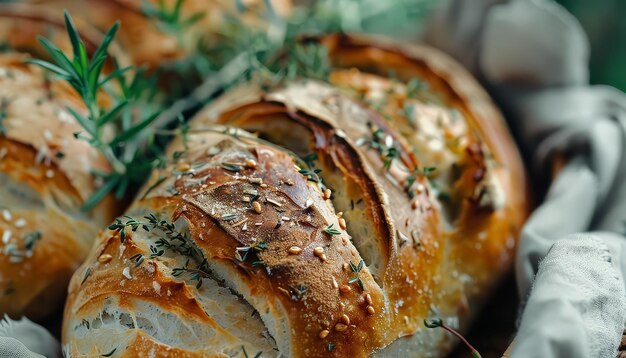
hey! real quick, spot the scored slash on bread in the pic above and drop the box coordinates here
[63,34,529,357]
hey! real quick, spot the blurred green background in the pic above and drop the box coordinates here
[556,0,626,91]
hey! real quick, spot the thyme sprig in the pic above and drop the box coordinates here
[298,153,327,191]
[141,0,205,36]
[348,259,365,290]
[356,124,399,171]
[424,318,482,358]
[28,12,164,211]
[404,166,437,198]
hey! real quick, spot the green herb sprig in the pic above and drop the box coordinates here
[348,259,365,290]
[28,12,164,211]
[141,0,205,37]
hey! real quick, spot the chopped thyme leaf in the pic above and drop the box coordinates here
[323,224,341,236]
[358,124,399,172]
[81,267,92,285]
[0,97,10,134]
[221,162,242,172]
[327,343,335,352]
[221,213,238,221]
[23,231,42,251]
[129,253,144,267]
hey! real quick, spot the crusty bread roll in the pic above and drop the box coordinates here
[0,53,116,319]
[20,0,291,69]
[63,34,529,357]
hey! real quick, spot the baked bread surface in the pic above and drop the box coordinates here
[0,54,115,319]
[63,34,529,357]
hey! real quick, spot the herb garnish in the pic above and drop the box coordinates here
[323,224,341,236]
[424,318,482,358]
[28,12,165,211]
[357,124,399,171]
[141,0,205,37]
[348,259,365,290]
[404,166,436,198]
[298,153,328,191]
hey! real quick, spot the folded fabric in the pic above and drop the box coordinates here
[424,0,626,357]
[0,316,59,357]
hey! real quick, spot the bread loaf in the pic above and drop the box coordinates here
[0,53,116,319]
[63,34,529,357]
[19,0,292,69]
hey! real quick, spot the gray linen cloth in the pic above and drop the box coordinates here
[3,0,626,357]
[424,0,626,356]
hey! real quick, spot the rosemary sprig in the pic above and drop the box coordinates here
[424,318,482,358]
[28,12,164,211]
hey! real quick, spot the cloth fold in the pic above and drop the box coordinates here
[425,0,626,357]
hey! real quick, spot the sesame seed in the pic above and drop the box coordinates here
[267,198,282,207]
[281,216,290,221]
[365,293,373,305]
[288,246,303,255]
[332,277,338,288]
[177,163,191,172]
[43,130,53,141]
[367,305,376,315]
[334,323,348,332]
[2,210,11,221]
[323,189,332,200]
[2,230,11,244]
[313,246,325,258]
[252,201,262,214]
[242,223,248,231]
[319,330,330,339]
[416,184,425,194]
[338,218,346,230]
[340,314,350,325]
[98,254,113,263]
[14,219,26,228]
[244,159,257,169]
[122,267,132,280]
[305,198,314,208]
[260,183,268,188]
[342,263,349,271]
[249,177,263,184]
[339,285,351,294]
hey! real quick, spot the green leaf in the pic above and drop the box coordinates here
[66,106,96,136]
[96,101,128,126]
[24,59,70,78]
[64,11,83,63]
[90,21,120,73]
[82,174,120,211]
[109,112,158,146]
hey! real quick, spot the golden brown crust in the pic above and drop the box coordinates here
[0,53,116,319]
[63,34,529,357]
[18,0,291,69]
